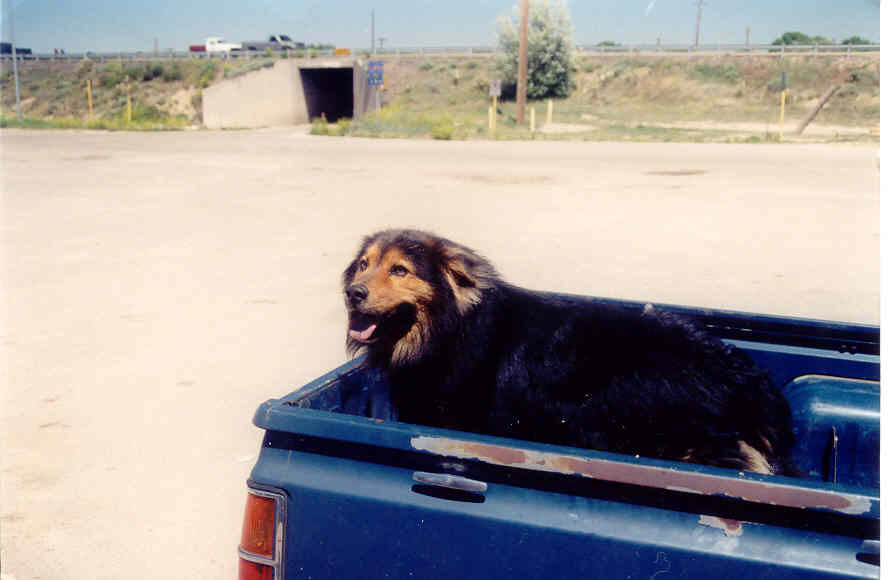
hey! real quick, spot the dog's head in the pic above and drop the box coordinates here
[342,229,498,366]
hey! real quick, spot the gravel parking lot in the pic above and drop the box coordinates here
[1,128,879,579]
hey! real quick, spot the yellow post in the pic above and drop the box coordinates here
[488,106,494,135]
[86,79,93,121]
[546,99,553,124]
[530,106,536,133]
[126,82,132,124]
[492,94,498,136]
[778,89,786,142]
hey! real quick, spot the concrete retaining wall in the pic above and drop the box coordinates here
[203,60,302,129]
[203,58,368,129]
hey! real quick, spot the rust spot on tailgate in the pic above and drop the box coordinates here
[410,436,872,515]
[699,515,744,536]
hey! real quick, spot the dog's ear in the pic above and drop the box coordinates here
[439,242,498,313]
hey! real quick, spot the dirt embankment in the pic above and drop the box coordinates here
[1,53,879,136]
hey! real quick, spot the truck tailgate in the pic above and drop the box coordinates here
[249,301,879,579]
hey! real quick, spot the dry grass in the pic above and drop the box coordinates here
[357,53,879,142]
[2,53,879,141]
[0,58,229,128]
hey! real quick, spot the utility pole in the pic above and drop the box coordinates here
[371,9,376,56]
[516,0,529,124]
[6,0,22,120]
[694,0,703,48]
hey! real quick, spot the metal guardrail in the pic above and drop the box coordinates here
[0,43,879,63]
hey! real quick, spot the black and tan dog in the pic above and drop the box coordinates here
[343,229,794,474]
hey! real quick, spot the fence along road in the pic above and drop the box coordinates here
[0,43,880,63]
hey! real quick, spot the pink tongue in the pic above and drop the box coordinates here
[349,324,377,342]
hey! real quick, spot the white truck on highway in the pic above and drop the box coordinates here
[189,37,242,54]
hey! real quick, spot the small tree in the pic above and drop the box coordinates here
[772,31,833,46]
[496,0,576,100]
[842,36,870,45]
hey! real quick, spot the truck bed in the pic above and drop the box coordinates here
[249,296,879,579]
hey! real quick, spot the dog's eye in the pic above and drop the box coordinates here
[390,265,409,277]
[358,259,369,271]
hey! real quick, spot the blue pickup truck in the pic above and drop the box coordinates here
[238,296,879,580]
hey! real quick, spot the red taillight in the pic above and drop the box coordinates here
[238,489,283,580]
[240,493,277,558]
[238,558,274,580]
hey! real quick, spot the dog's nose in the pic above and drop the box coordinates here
[345,284,369,305]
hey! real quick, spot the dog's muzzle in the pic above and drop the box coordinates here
[345,284,369,307]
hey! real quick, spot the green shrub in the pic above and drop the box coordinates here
[123,66,143,82]
[105,103,190,129]
[310,117,329,135]
[53,87,72,101]
[99,63,125,87]
[0,109,189,131]
[130,103,166,122]
[430,119,454,140]
[420,61,434,71]
[331,118,352,136]
[198,62,217,88]
[692,63,740,84]
[162,64,183,82]
[766,75,786,93]
[496,0,576,99]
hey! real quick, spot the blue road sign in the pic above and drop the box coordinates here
[368,60,384,86]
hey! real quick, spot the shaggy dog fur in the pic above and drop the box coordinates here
[342,229,794,474]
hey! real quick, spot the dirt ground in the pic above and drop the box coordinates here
[0,128,880,580]
[540,119,874,138]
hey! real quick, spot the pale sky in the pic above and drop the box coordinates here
[1,0,881,54]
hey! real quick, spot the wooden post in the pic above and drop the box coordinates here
[778,89,786,142]
[796,85,842,135]
[530,106,535,133]
[126,82,132,124]
[86,79,93,121]
[546,99,553,124]
[375,86,380,119]
[492,94,498,135]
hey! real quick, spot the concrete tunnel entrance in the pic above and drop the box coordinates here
[202,59,375,128]
[300,67,354,122]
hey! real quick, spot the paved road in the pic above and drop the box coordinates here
[1,128,879,580]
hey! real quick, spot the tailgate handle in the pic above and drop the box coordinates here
[412,471,488,493]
